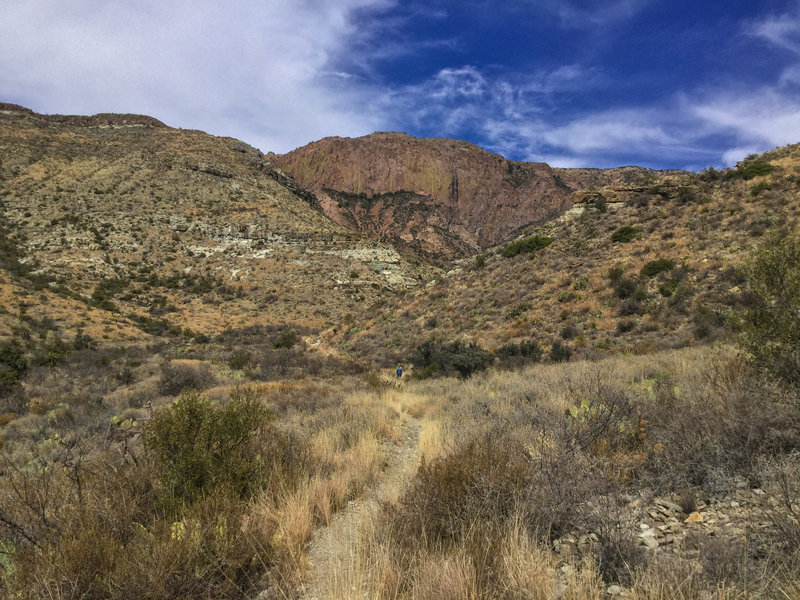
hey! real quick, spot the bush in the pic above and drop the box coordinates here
[750,181,773,197]
[495,339,542,362]
[144,392,275,508]
[158,361,216,396]
[273,329,297,349]
[736,158,775,180]
[228,349,252,371]
[640,258,676,278]
[411,340,493,378]
[549,340,572,363]
[613,276,640,299]
[611,226,638,243]
[738,233,800,386]
[502,235,553,258]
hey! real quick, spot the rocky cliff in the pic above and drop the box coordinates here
[271,132,573,261]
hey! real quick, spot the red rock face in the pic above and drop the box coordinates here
[271,132,573,259]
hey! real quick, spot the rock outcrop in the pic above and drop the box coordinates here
[271,132,573,261]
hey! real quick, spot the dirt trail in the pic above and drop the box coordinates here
[299,411,422,600]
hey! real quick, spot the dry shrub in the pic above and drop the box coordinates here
[411,552,479,600]
[157,360,216,396]
[639,354,800,492]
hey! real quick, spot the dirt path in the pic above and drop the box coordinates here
[299,411,422,600]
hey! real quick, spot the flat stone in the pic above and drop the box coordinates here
[685,512,704,523]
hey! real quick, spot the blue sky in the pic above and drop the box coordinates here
[2,1,800,169]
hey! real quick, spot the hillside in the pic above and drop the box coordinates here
[1,104,799,600]
[270,132,574,262]
[337,145,800,366]
[0,104,435,349]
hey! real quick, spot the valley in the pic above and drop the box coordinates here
[1,104,799,599]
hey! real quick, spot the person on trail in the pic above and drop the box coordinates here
[396,365,403,379]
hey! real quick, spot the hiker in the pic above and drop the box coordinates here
[396,365,403,379]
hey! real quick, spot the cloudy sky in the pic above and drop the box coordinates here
[2,0,800,169]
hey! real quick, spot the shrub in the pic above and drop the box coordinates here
[158,361,216,396]
[273,329,297,349]
[228,349,252,371]
[750,181,773,197]
[411,340,493,379]
[549,340,572,363]
[611,226,638,243]
[736,158,775,180]
[640,258,676,278]
[502,235,553,258]
[618,299,641,316]
[738,233,800,386]
[144,392,275,508]
[474,254,486,269]
[607,265,625,283]
[494,339,542,362]
[658,279,679,297]
[613,276,640,299]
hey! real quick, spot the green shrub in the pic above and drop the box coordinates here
[474,254,486,269]
[144,392,273,508]
[549,340,572,363]
[502,235,553,258]
[736,158,775,180]
[90,277,127,312]
[613,276,640,299]
[495,339,542,362]
[411,340,493,378]
[607,265,626,283]
[738,233,800,386]
[750,181,772,197]
[611,226,638,243]
[273,329,297,349]
[658,279,679,297]
[506,302,531,319]
[641,258,676,278]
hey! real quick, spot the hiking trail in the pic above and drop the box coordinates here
[299,408,422,600]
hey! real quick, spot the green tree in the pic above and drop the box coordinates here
[739,233,800,387]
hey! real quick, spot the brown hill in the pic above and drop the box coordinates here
[0,105,435,347]
[270,132,573,262]
[335,145,800,365]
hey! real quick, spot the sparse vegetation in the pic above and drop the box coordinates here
[502,234,553,257]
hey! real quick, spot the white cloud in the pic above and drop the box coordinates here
[749,9,800,54]
[692,89,800,151]
[0,0,395,153]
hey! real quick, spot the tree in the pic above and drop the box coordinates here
[738,233,800,387]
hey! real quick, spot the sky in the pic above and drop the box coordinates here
[2,1,800,170]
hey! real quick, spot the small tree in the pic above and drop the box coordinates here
[739,233,800,387]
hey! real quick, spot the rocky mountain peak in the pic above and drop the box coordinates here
[271,132,573,261]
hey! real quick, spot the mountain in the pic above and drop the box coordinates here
[270,132,574,262]
[336,145,800,365]
[0,104,434,346]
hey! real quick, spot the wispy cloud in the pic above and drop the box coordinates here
[748,8,800,54]
[536,0,653,28]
